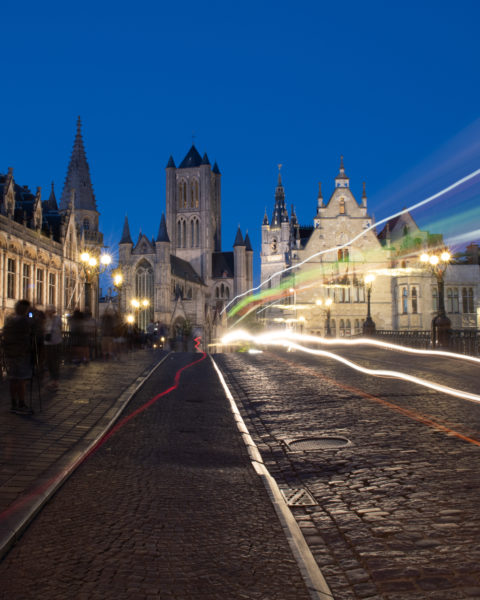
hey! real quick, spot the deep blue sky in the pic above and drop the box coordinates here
[1,0,479,288]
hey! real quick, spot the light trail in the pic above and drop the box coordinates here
[221,329,480,365]
[222,167,480,316]
[220,330,480,404]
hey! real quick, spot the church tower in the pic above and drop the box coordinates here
[165,145,221,282]
[260,166,291,287]
[60,117,102,249]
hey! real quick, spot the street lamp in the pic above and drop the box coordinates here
[112,270,123,315]
[420,249,451,348]
[316,297,333,337]
[130,297,151,331]
[363,274,376,335]
[79,249,112,316]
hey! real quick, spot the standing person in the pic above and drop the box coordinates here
[44,306,63,390]
[69,309,88,364]
[100,309,115,360]
[2,300,33,414]
[83,310,97,361]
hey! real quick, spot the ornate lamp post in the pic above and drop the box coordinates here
[112,270,123,315]
[363,274,376,335]
[420,249,451,348]
[128,297,151,331]
[316,297,333,337]
[79,250,112,317]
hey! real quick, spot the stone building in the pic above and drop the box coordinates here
[0,118,103,327]
[260,159,480,335]
[118,145,253,345]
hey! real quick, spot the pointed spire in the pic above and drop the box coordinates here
[263,208,269,226]
[317,181,323,199]
[60,117,97,211]
[271,165,288,227]
[244,232,253,252]
[166,155,176,168]
[120,215,133,244]
[179,145,203,169]
[201,152,210,165]
[233,227,245,247]
[362,181,367,201]
[156,213,170,242]
[212,161,221,174]
[335,155,350,188]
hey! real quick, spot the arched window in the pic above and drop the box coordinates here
[177,218,186,247]
[221,283,225,297]
[190,217,200,248]
[178,181,187,209]
[190,220,194,247]
[194,180,199,207]
[462,287,474,313]
[339,319,345,337]
[330,319,336,337]
[402,287,408,314]
[339,198,345,214]
[354,319,360,334]
[225,287,230,299]
[411,287,418,314]
[195,219,199,247]
[182,220,186,248]
[216,287,219,298]
[135,259,154,332]
[447,287,459,313]
[190,183,195,208]
[83,218,90,231]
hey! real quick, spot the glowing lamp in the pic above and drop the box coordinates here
[325,298,333,307]
[315,299,323,306]
[440,251,451,262]
[142,299,150,307]
[420,253,430,263]
[100,254,112,266]
[365,274,376,285]
[131,299,140,308]
[429,255,439,266]
[80,252,90,263]
[113,273,123,286]
[126,314,134,323]
[88,257,97,267]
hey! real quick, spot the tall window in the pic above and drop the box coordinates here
[411,286,418,314]
[190,217,199,247]
[462,287,474,313]
[22,264,31,300]
[345,319,351,336]
[135,260,154,331]
[36,268,44,305]
[83,218,90,230]
[432,287,438,312]
[402,287,408,314]
[7,259,15,299]
[339,319,345,337]
[194,180,199,207]
[330,319,336,337]
[178,181,187,208]
[191,179,199,208]
[447,287,459,313]
[339,198,345,214]
[48,273,56,305]
[177,218,187,247]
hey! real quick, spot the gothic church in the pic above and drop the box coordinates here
[118,145,253,345]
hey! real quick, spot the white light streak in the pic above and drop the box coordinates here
[222,168,480,314]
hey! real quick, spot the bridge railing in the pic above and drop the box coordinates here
[373,329,479,356]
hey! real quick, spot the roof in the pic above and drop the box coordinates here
[244,232,253,251]
[166,155,176,168]
[178,145,203,169]
[156,213,170,242]
[120,216,133,244]
[212,161,221,174]
[233,227,244,247]
[171,255,205,285]
[212,251,234,278]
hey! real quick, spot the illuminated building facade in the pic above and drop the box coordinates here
[261,159,480,335]
[0,119,101,326]
[118,145,253,341]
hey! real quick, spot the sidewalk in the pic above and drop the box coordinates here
[0,349,164,558]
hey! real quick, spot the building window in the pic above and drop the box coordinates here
[354,318,360,334]
[178,181,187,208]
[411,286,418,314]
[462,287,474,313]
[83,218,90,230]
[190,220,194,247]
[177,218,187,247]
[7,259,16,299]
[339,198,345,214]
[354,284,365,303]
[447,287,459,313]
[432,287,438,312]
[330,319,336,337]
[195,218,199,247]
[135,260,154,331]
[36,269,44,305]
[345,319,351,336]
[339,319,345,337]
[48,273,56,305]
[401,287,408,314]
[194,180,199,208]
[22,264,31,300]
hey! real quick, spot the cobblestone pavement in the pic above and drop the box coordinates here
[0,349,163,555]
[0,353,312,600]
[216,345,480,600]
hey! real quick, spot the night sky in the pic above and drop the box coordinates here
[1,0,479,287]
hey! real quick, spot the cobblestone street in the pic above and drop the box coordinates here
[0,353,311,600]
[216,346,480,600]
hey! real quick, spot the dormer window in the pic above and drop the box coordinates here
[339,199,345,214]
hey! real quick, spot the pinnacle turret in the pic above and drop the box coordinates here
[271,165,288,227]
[156,213,170,242]
[120,215,133,244]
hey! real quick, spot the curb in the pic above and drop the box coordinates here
[210,355,334,600]
[0,352,171,559]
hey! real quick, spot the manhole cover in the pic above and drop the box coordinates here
[280,487,318,506]
[288,437,350,451]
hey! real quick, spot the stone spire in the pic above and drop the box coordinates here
[60,117,97,211]
[44,182,58,211]
[271,164,288,226]
[156,213,170,242]
[335,155,350,188]
[120,215,133,244]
